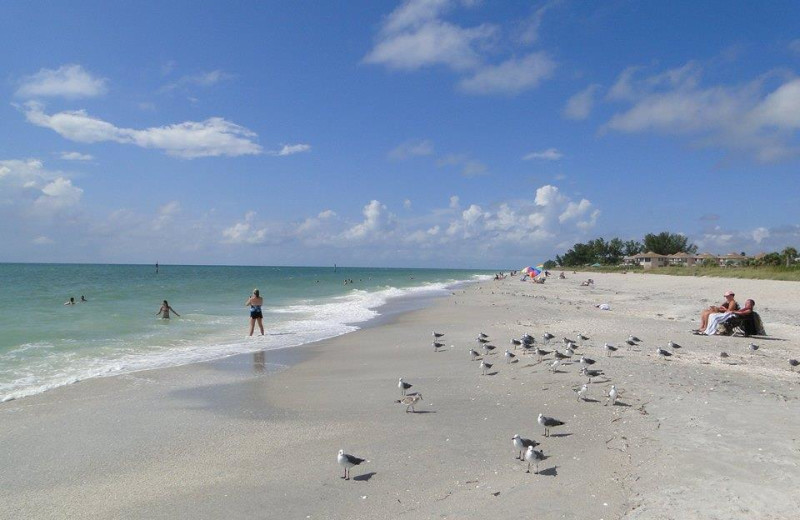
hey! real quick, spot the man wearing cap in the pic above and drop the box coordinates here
[695,291,738,334]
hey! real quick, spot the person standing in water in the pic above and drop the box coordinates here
[245,288,264,336]
[156,300,180,319]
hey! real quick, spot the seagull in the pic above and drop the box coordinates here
[579,355,596,368]
[566,341,578,350]
[522,333,534,344]
[396,393,423,413]
[554,350,569,360]
[604,343,618,357]
[511,434,539,460]
[576,383,589,402]
[432,331,445,340]
[478,332,489,339]
[510,339,522,350]
[469,348,480,361]
[789,359,799,371]
[505,350,517,363]
[433,341,446,351]
[562,337,575,346]
[625,339,637,346]
[477,337,490,344]
[520,343,536,355]
[550,359,561,373]
[337,449,366,480]
[564,347,575,357]
[667,340,681,349]
[578,333,589,341]
[535,348,551,361]
[581,367,603,383]
[606,385,618,406]
[398,377,413,396]
[543,332,555,344]
[480,360,493,375]
[524,445,545,474]
[629,335,641,342]
[656,348,672,359]
[749,343,759,352]
[538,413,565,437]
[483,344,497,355]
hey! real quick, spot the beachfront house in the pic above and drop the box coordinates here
[628,251,669,269]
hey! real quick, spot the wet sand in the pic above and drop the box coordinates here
[1,272,799,519]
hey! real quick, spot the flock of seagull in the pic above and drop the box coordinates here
[338,329,646,479]
[338,327,797,480]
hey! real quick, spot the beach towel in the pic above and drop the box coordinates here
[704,311,733,335]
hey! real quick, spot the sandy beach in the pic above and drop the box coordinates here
[1,272,799,519]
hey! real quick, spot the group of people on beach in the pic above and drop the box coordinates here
[154,289,265,337]
[694,290,758,336]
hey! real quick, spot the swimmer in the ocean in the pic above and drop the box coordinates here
[156,300,180,319]
[64,297,76,305]
[245,288,264,336]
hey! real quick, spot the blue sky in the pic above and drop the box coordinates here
[2,0,800,268]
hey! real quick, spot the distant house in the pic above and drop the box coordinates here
[627,251,669,269]
[720,252,748,266]
[667,252,695,267]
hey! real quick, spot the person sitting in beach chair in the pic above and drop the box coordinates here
[718,299,765,337]
[695,291,738,333]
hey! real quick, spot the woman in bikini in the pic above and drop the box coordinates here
[156,300,180,319]
[245,288,264,336]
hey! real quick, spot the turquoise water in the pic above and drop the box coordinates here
[0,264,491,402]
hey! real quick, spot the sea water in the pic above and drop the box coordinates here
[0,264,492,402]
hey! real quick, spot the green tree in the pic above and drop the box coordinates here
[623,240,643,256]
[782,246,798,267]
[643,232,697,255]
[543,259,557,269]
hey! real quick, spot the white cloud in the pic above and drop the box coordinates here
[751,227,770,243]
[33,177,83,213]
[604,63,800,162]
[389,139,435,160]
[222,211,267,244]
[16,64,107,99]
[343,200,391,240]
[534,184,565,207]
[449,195,460,208]
[161,69,233,92]
[564,84,599,120]
[523,148,563,161]
[152,201,181,231]
[23,102,263,159]
[275,143,311,156]
[32,236,55,245]
[458,52,555,95]
[558,198,592,223]
[60,151,93,161]
[364,0,494,71]
[517,2,554,45]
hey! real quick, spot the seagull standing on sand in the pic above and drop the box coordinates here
[469,349,480,361]
[477,337,490,344]
[657,348,672,360]
[510,339,522,350]
[433,341,445,351]
[749,343,759,353]
[543,332,555,344]
[625,339,637,347]
[668,340,681,349]
[579,356,596,368]
[483,344,496,355]
[550,359,561,373]
[629,335,641,343]
[576,383,588,402]
[480,360,493,376]
[396,393,423,413]
[606,385,618,406]
[536,348,551,361]
[789,359,799,371]
[433,331,445,340]
[478,332,489,339]
[554,350,569,361]
[524,445,545,474]
[538,413,565,437]
[398,377,413,396]
[581,367,603,383]
[604,343,618,357]
[578,333,589,341]
[337,450,366,480]
[505,350,516,364]
[512,434,539,460]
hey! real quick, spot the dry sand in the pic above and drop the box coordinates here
[1,272,799,519]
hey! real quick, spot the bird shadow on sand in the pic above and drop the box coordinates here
[581,398,600,403]
[611,401,631,407]
[353,472,376,482]
[549,433,572,438]
[412,410,437,414]
[510,359,520,364]
[538,466,558,477]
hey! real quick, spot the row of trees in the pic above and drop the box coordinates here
[552,232,696,267]
[549,232,798,268]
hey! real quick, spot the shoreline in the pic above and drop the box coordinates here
[2,272,799,519]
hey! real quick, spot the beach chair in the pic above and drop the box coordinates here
[718,312,765,337]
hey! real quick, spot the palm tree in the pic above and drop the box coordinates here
[782,246,798,267]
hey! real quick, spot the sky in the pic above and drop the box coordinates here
[1,0,800,268]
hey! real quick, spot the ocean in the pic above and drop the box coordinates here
[0,264,492,402]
